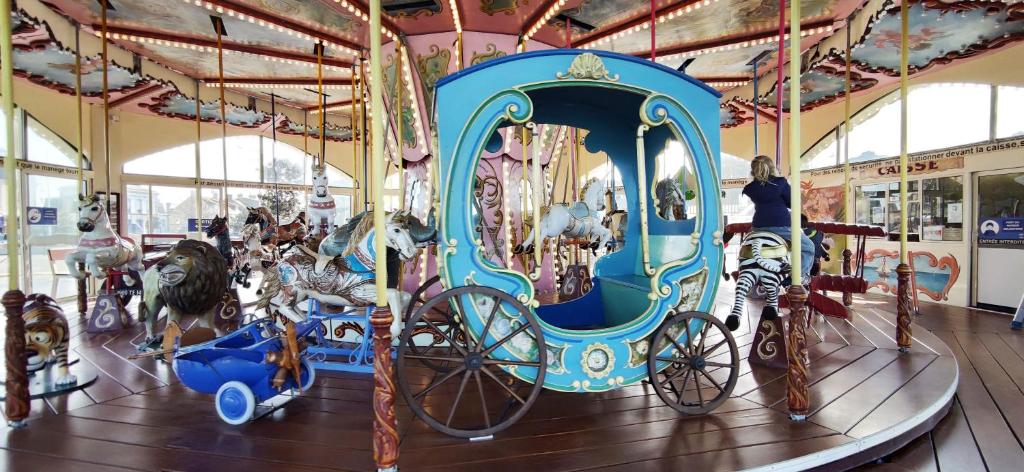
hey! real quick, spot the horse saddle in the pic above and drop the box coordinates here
[296,245,337,275]
[566,202,593,220]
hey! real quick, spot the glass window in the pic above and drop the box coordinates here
[327,165,354,187]
[227,187,264,236]
[150,186,196,235]
[125,143,198,178]
[977,172,1024,244]
[921,176,964,241]
[653,139,698,221]
[887,180,921,238]
[334,194,352,224]
[805,83,992,166]
[855,183,887,226]
[0,108,7,158]
[125,185,150,240]
[26,116,78,167]
[803,131,839,171]
[996,86,1024,139]
[263,138,309,185]
[720,152,751,180]
[225,136,262,182]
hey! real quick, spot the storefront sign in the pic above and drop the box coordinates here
[808,136,1024,179]
[979,217,1024,245]
[187,218,213,232]
[26,206,57,225]
[721,178,748,189]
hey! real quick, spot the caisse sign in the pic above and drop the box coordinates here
[978,218,1024,245]
[26,206,57,225]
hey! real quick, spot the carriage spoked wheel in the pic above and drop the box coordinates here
[647,311,739,415]
[397,285,547,439]
[404,275,467,373]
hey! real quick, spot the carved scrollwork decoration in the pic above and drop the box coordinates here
[556,53,620,82]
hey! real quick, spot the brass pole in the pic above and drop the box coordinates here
[396,46,405,209]
[317,42,325,167]
[369,0,399,468]
[1,0,18,286]
[195,80,202,233]
[74,24,84,192]
[217,24,228,215]
[101,0,111,198]
[351,65,358,207]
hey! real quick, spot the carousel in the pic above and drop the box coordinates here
[3,0,1024,470]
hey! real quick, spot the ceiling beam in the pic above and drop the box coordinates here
[91,25,355,69]
[634,20,835,60]
[108,82,168,108]
[201,0,364,54]
[305,99,353,111]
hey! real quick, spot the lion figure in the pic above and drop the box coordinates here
[23,293,75,386]
[140,239,228,344]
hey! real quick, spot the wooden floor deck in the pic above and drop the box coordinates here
[0,289,1018,471]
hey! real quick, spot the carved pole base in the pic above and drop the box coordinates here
[785,284,810,420]
[896,263,913,353]
[370,305,398,471]
[4,290,29,427]
[77,263,88,317]
[841,248,853,307]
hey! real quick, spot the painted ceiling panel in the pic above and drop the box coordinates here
[673,43,780,77]
[604,0,837,55]
[142,91,271,127]
[850,1,1024,76]
[125,42,345,79]
[14,43,147,95]
[231,86,353,110]
[382,0,453,35]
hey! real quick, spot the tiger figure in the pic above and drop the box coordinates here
[23,293,76,386]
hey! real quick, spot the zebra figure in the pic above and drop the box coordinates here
[726,231,791,331]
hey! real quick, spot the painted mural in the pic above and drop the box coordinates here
[383,52,418,150]
[141,91,270,128]
[244,0,358,34]
[719,101,753,128]
[415,44,452,117]
[13,43,150,97]
[862,248,960,302]
[479,0,524,16]
[851,1,1024,76]
[277,118,353,142]
[469,43,507,66]
[760,66,877,112]
[801,181,845,223]
[562,0,653,34]
[606,0,837,54]
[682,44,779,77]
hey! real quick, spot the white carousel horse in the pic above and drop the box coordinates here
[240,223,279,274]
[64,194,144,282]
[655,177,686,221]
[514,178,611,254]
[307,162,336,239]
[256,211,422,338]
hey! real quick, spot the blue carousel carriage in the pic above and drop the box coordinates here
[397,49,738,438]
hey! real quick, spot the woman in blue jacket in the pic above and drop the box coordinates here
[742,155,814,282]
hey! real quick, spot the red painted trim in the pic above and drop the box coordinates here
[197,77,353,86]
[108,82,168,108]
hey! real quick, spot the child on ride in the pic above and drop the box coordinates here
[742,155,814,283]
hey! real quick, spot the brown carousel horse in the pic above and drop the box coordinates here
[243,207,308,254]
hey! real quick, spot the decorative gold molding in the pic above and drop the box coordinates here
[556,53,620,82]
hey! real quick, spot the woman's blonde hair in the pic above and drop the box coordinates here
[750,155,777,183]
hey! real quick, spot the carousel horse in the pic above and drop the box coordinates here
[320,209,437,259]
[206,215,251,288]
[307,163,336,239]
[726,231,791,331]
[601,189,627,249]
[514,178,611,255]
[655,177,687,221]
[243,206,308,254]
[256,211,424,338]
[65,194,144,282]
[241,222,279,274]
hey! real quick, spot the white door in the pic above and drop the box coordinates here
[974,169,1024,310]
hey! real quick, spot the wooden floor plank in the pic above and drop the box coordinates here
[933,330,1024,471]
[808,353,936,434]
[742,343,874,408]
[978,332,1024,393]
[407,421,840,471]
[847,356,956,438]
[930,397,987,472]
[0,446,138,472]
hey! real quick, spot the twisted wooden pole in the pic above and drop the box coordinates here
[4,290,28,427]
[895,0,913,353]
